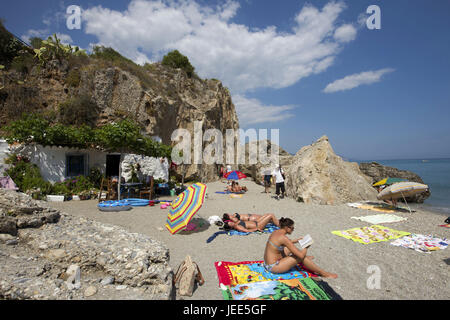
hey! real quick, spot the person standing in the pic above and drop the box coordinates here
[262,167,272,194]
[272,165,285,200]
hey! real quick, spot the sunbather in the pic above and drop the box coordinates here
[226,181,247,193]
[226,212,280,227]
[222,213,277,232]
[263,217,338,278]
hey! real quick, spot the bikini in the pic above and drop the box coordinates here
[263,240,285,272]
[238,220,258,228]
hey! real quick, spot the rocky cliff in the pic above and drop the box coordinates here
[359,162,431,203]
[0,52,239,182]
[285,136,378,205]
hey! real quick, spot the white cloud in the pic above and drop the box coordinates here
[21,29,73,46]
[21,29,49,43]
[323,68,395,93]
[81,0,358,93]
[54,33,73,45]
[334,24,357,43]
[233,95,295,126]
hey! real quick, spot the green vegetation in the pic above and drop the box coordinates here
[29,37,43,49]
[33,34,86,66]
[10,53,36,74]
[0,20,27,67]
[4,154,100,199]
[65,68,81,87]
[58,94,99,126]
[4,113,172,159]
[4,154,52,196]
[162,50,195,78]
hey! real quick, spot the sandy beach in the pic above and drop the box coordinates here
[48,180,450,300]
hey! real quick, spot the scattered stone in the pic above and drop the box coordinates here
[101,276,114,286]
[65,265,81,290]
[84,286,97,297]
[6,239,18,246]
[0,234,15,243]
[0,190,173,300]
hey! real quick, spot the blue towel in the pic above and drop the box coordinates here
[247,262,312,280]
[227,223,279,236]
[206,231,228,243]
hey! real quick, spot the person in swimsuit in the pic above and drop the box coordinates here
[263,217,338,278]
[226,181,247,193]
[222,213,276,233]
[227,213,280,227]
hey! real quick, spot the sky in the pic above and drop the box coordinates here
[2,0,450,160]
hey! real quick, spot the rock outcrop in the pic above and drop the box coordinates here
[359,162,431,203]
[238,140,294,184]
[0,189,173,300]
[285,136,378,205]
[1,58,239,183]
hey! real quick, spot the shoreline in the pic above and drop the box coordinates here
[47,179,450,300]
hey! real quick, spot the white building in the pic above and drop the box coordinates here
[3,143,169,183]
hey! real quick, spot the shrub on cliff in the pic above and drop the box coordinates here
[91,45,154,89]
[0,20,25,67]
[161,50,195,78]
[58,94,99,126]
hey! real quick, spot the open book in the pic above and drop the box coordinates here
[298,234,313,249]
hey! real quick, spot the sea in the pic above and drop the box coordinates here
[356,158,450,218]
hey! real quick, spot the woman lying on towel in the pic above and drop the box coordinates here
[226,181,248,193]
[263,217,338,278]
[222,213,278,233]
[225,212,280,227]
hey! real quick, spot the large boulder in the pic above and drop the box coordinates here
[285,136,378,204]
[359,162,431,203]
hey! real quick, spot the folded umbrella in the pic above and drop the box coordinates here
[373,177,407,187]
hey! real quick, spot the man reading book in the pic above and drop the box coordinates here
[263,217,338,278]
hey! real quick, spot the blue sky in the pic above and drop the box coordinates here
[2,0,450,160]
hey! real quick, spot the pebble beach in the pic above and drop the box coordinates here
[47,179,450,300]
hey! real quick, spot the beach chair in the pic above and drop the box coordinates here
[139,176,154,200]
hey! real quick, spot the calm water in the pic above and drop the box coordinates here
[357,158,450,217]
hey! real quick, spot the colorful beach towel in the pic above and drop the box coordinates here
[220,278,335,301]
[390,234,449,253]
[215,261,317,287]
[351,214,407,224]
[439,224,450,228]
[332,225,410,244]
